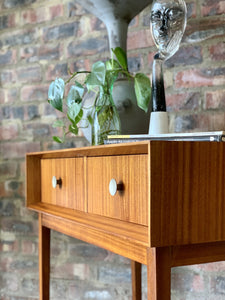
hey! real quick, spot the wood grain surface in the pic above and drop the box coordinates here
[150,141,225,247]
[41,158,85,211]
[87,154,149,225]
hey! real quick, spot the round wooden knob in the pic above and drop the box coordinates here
[52,176,62,188]
[109,178,117,196]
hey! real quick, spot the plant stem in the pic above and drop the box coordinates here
[65,71,91,84]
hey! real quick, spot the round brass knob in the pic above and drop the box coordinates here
[52,176,62,188]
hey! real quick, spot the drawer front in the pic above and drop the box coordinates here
[41,158,85,211]
[87,155,148,225]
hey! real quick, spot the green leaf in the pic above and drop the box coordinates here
[85,61,106,89]
[85,73,100,90]
[87,114,93,126]
[106,70,119,92]
[67,102,82,125]
[75,108,83,124]
[69,124,79,135]
[53,136,64,143]
[112,47,128,70]
[134,73,151,113]
[105,59,120,71]
[52,120,65,128]
[92,61,106,85]
[67,83,84,106]
[48,78,65,112]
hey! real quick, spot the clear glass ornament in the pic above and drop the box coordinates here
[150,0,187,60]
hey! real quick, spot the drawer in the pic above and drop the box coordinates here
[87,155,148,225]
[41,158,85,211]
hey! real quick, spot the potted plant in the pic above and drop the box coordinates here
[48,47,151,145]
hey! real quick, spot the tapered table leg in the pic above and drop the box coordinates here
[131,260,142,300]
[147,247,171,300]
[39,213,51,300]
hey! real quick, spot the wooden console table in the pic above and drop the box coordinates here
[26,141,225,299]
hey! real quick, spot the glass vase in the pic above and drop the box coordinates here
[92,94,121,145]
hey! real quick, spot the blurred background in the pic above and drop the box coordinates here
[0,0,225,299]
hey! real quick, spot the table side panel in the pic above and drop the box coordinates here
[26,154,41,206]
[150,141,225,247]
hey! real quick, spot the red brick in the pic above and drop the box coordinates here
[127,29,154,50]
[173,113,212,132]
[0,240,19,253]
[197,262,225,272]
[0,89,5,104]
[1,142,40,159]
[49,5,64,19]
[171,270,192,292]
[67,37,108,58]
[46,63,68,81]
[21,85,49,102]
[19,161,26,177]
[0,49,17,65]
[175,68,225,88]
[43,22,78,42]
[211,275,225,295]
[167,92,200,112]
[5,88,19,104]
[21,7,48,25]
[211,112,225,131]
[39,44,62,61]
[16,65,41,83]
[20,46,38,62]
[184,17,225,43]
[67,2,86,17]
[0,162,17,178]
[24,105,40,121]
[0,13,16,29]
[209,42,225,61]
[0,69,17,86]
[23,123,51,139]
[148,52,155,68]
[21,240,37,255]
[165,46,202,68]
[1,218,34,235]
[88,16,101,34]
[0,123,19,140]
[4,180,25,198]
[41,102,59,118]
[0,182,7,197]
[68,59,91,73]
[0,256,15,272]
[129,15,139,28]
[205,90,225,109]
[192,274,205,292]
[1,28,38,48]
[77,16,104,37]
[187,2,197,18]
[20,44,62,63]
[201,0,225,16]
[127,54,143,72]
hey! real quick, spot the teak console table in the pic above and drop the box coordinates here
[26,141,225,299]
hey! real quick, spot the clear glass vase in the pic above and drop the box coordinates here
[92,94,121,145]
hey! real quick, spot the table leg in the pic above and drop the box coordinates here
[147,247,171,300]
[39,213,51,300]
[131,260,142,300]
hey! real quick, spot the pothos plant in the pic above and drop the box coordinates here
[48,47,151,144]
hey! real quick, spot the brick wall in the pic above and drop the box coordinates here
[0,0,225,299]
